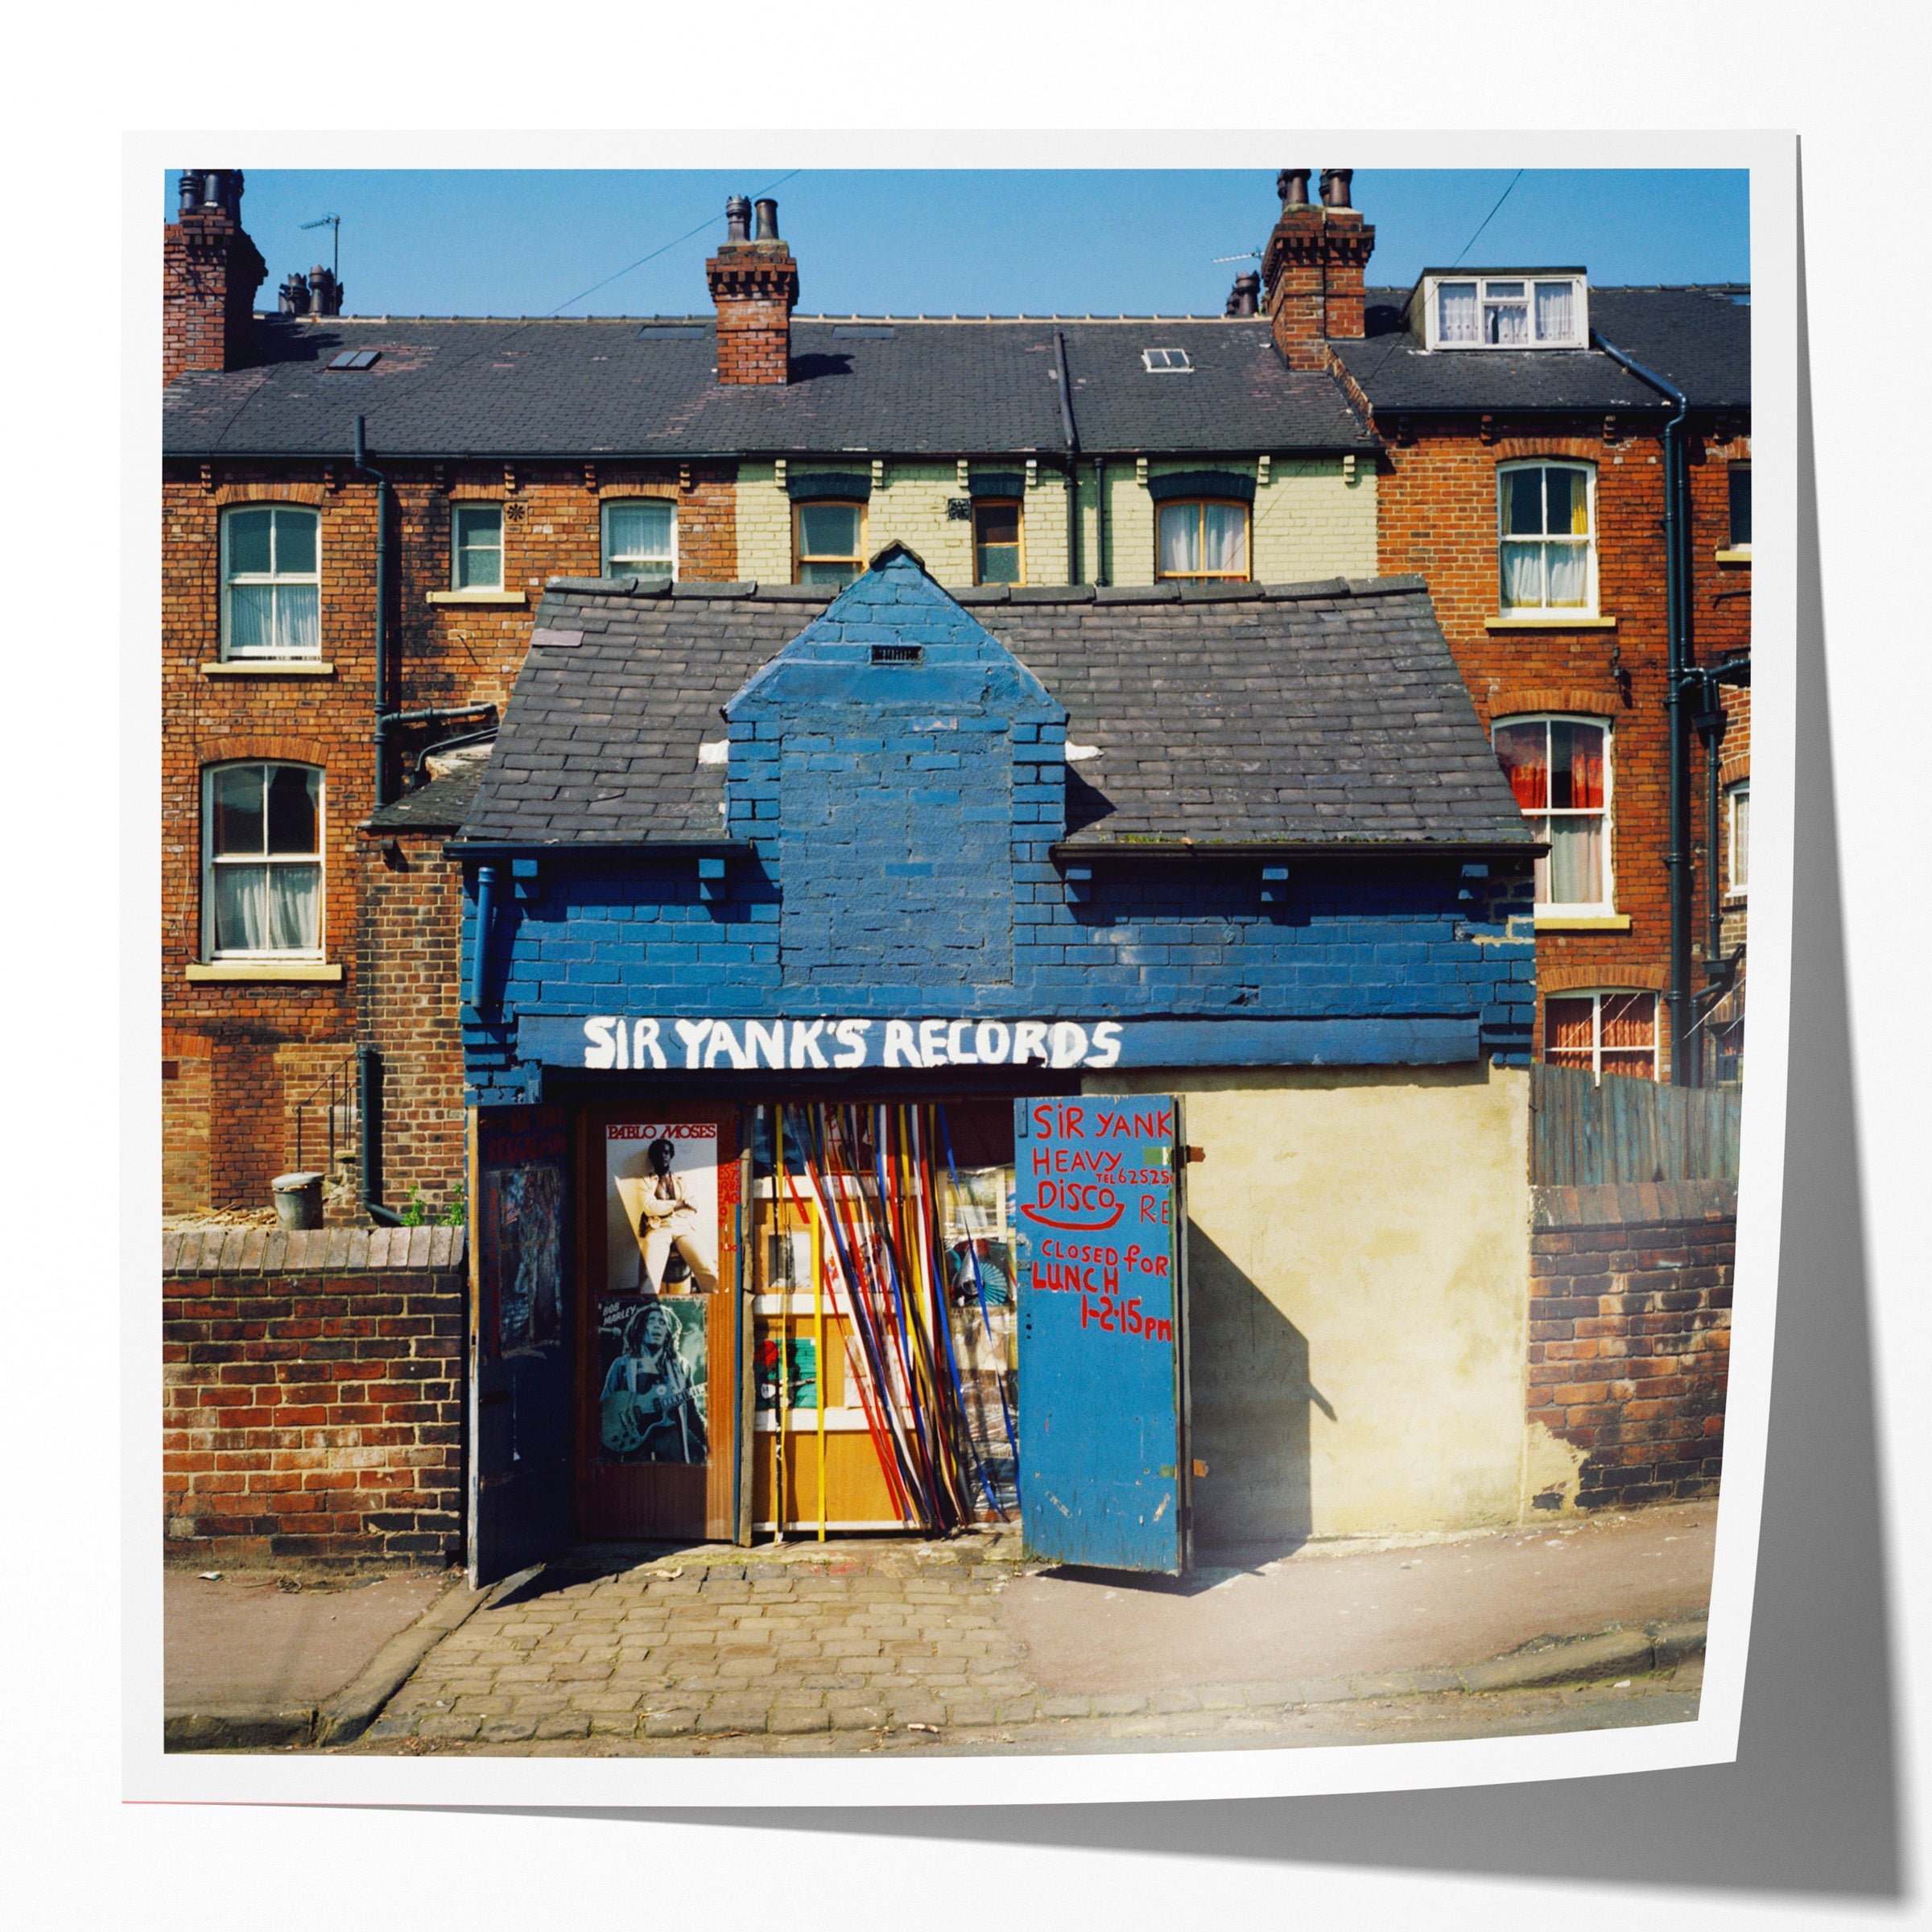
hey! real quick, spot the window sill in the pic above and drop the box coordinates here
[1485,615,1616,631]
[185,962,344,983]
[426,589,526,606]
[201,661,335,677]
[1714,547,1753,564]
[1534,914,1633,932]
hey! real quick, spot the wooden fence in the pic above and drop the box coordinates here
[1530,1063,1741,1187]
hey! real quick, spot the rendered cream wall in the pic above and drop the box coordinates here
[737,463,1071,587]
[1084,1062,1534,1541]
[1083,460,1377,587]
[737,459,1373,588]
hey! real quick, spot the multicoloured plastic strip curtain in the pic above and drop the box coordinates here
[765,1103,1018,1534]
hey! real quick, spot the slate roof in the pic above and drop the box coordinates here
[456,572,1533,854]
[162,316,1375,460]
[1339,284,1749,414]
[365,745,493,832]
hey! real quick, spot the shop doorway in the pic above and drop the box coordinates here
[469,1079,1192,1580]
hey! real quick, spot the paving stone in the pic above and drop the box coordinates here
[568,1690,642,1715]
[1239,1678,1306,1708]
[1149,1687,1204,1714]
[944,1699,999,1727]
[644,1711,699,1737]
[1300,1677,1356,1705]
[831,1705,889,1731]
[535,1712,593,1739]
[770,1708,832,1734]
[451,1695,519,1716]
[509,1694,574,1717]
[1091,1692,1149,1717]
[473,1718,538,1746]
[1197,1683,1251,1710]
[362,1715,419,1742]
[416,1714,484,1741]
[1039,1695,1093,1719]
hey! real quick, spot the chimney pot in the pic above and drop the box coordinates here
[200,170,226,213]
[1319,168,1354,209]
[178,171,204,217]
[753,197,780,242]
[724,195,751,243]
[1278,168,1311,208]
[1228,271,1261,317]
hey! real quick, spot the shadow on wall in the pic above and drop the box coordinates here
[1186,1219,1334,1556]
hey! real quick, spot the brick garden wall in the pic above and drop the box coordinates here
[162,1226,468,1568]
[1527,1181,1732,1510]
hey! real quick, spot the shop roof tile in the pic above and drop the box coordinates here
[458,569,1531,852]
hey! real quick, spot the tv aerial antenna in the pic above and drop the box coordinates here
[299,213,341,281]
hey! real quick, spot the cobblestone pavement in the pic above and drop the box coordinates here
[341,1535,1703,1758]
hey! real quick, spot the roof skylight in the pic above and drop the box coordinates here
[1141,348,1192,373]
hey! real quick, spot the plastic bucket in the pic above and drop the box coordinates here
[271,1171,325,1231]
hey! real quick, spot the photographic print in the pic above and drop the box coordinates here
[606,1121,720,1295]
[144,138,1790,1810]
[597,1294,709,1465]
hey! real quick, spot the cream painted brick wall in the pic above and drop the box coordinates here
[737,462,1073,587]
[1075,458,1377,587]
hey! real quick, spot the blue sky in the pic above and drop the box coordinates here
[167,168,1748,320]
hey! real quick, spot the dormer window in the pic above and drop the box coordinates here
[1141,348,1191,373]
[1423,273,1586,349]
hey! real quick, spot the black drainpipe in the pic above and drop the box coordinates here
[358,1045,403,1226]
[1092,455,1108,587]
[1594,333,1695,1084]
[351,414,405,1224]
[1054,328,1080,584]
[353,415,390,808]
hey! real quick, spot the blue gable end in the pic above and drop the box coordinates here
[724,546,1066,991]
[456,555,1538,1105]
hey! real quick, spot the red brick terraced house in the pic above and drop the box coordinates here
[1253,168,1751,1084]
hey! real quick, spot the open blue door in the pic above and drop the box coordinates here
[468,1106,575,1587]
[1013,1095,1191,1574]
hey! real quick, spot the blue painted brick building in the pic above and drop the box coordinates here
[444,547,1550,1554]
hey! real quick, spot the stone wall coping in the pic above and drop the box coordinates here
[1532,1179,1738,1230]
[163,1224,468,1277]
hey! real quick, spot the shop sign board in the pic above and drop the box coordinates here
[524,1013,1478,1073]
[469,1106,573,1588]
[1013,1095,1191,1575]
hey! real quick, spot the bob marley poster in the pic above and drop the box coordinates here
[597,1295,708,1464]
[605,1121,720,1295]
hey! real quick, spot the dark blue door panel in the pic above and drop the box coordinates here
[469,1107,574,1587]
[1013,1095,1189,1574]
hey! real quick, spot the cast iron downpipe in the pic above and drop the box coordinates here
[468,862,499,1015]
[353,415,391,808]
[1054,328,1080,584]
[357,1045,402,1226]
[1092,455,1108,587]
[1595,333,1695,1084]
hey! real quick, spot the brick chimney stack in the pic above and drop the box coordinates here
[705,195,799,385]
[1261,167,1375,371]
[164,170,268,387]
